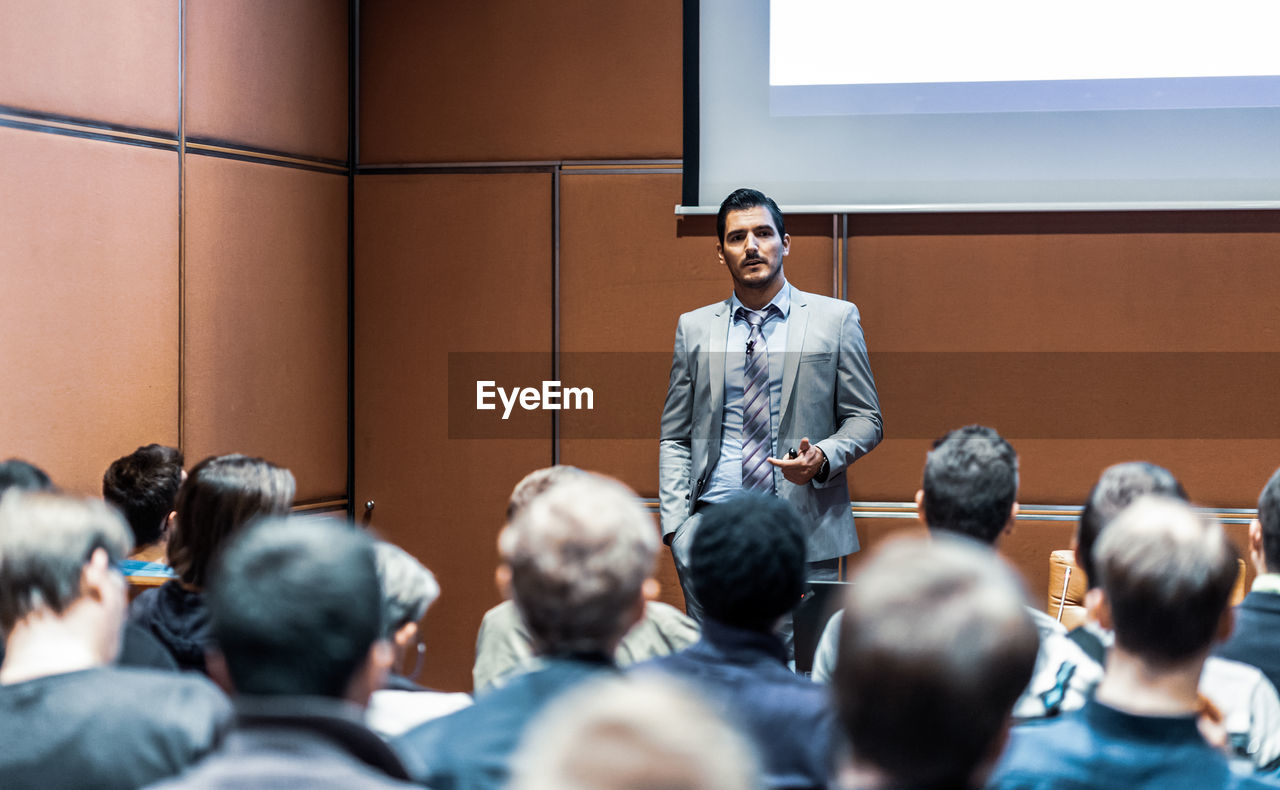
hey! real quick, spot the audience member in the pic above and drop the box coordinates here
[989,497,1280,790]
[146,516,415,789]
[366,540,471,738]
[129,453,295,673]
[473,465,698,693]
[0,457,53,494]
[1069,461,1280,768]
[396,473,660,790]
[0,491,230,790]
[509,674,762,790]
[638,492,835,790]
[103,443,184,578]
[833,534,1038,790]
[812,425,1100,719]
[1216,466,1280,693]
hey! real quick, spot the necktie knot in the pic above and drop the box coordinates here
[736,307,766,330]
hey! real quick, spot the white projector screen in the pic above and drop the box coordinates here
[688,0,1280,211]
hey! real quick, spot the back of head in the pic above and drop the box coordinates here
[836,534,1038,789]
[1096,496,1237,667]
[506,465,584,523]
[510,674,761,790]
[922,425,1018,544]
[102,444,184,549]
[1077,461,1186,589]
[690,493,805,631]
[0,458,53,497]
[373,541,440,640]
[0,490,132,631]
[500,475,658,655]
[1256,466,1280,573]
[716,188,786,243]
[208,515,382,697]
[168,453,296,588]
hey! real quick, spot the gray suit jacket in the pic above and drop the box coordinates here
[659,287,882,561]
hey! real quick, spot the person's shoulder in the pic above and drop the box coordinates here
[792,288,858,314]
[676,299,731,324]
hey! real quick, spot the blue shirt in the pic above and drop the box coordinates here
[988,697,1279,790]
[700,281,791,505]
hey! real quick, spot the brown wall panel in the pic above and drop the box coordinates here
[558,173,837,495]
[360,0,682,163]
[0,0,178,131]
[355,173,553,691]
[183,155,347,501]
[847,212,1280,507]
[0,128,178,494]
[186,0,348,160]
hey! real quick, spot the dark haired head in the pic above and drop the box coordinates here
[689,493,806,631]
[102,444,184,549]
[0,491,132,631]
[1077,462,1186,590]
[0,458,53,497]
[1260,467,1280,573]
[1096,496,1237,666]
[167,454,295,589]
[208,516,383,698]
[716,188,786,244]
[921,425,1018,545]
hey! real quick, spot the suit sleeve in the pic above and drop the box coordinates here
[812,302,882,489]
[658,317,694,541]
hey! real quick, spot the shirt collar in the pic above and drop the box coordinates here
[730,279,791,322]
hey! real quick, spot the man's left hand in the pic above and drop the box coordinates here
[768,437,826,485]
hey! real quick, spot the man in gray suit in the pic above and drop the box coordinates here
[659,188,882,621]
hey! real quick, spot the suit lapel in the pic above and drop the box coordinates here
[707,300,730,433]
[780,291,808,428]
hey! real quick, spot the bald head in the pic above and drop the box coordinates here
[1096,496,1238,667]
[835,535,1038,788]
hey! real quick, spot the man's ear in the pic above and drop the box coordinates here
[716,242,726,266]
[914,489,926,525]
[1086,588,1111,630]
[642,577,660,602]
[1250,518,1267,574]
[495,564,513,601]
[347,639,395,707]
[394,620,418,652]
[80,547,113,603]
[780,233,791,256]
[1004,502,1020,536]
[205,648,236,696]
[164,510,177,537]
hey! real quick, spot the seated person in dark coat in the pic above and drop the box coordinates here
[128,453,294,673]
[0,491,231,790]
[145,515,416,789]
[1216,466,1280,693]
[989,497,1280,790]
[395,473,661,790]
[637,492,836,790]
[832,534,1038,790]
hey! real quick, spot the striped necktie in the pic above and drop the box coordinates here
[738,307,773,492]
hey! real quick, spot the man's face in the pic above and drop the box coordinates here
[718,206,790,298]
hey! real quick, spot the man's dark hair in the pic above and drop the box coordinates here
[716,188,786,244]
[921,425,1018,544]
[167,454,295,588]
[1096,496,1238,667]
[836,535,1038,788]
[1256,467,1280,573]
[1077,462,1187,590]
[0,459,53,497]
[689,493,806,631]
[102,444,184,549]
[208,516,382,697]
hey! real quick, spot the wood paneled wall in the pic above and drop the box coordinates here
[1,0,349,503]
[357,0,1280,693]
